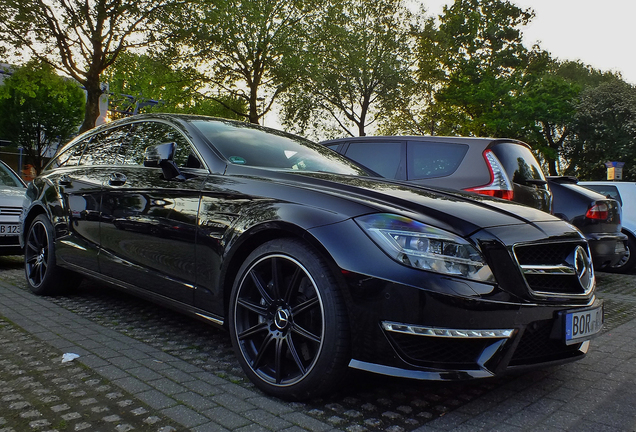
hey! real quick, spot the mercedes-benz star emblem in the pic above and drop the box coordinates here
[574,246,594,291]
[274,308,290,330]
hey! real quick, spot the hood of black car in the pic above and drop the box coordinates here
[229,167,561,237]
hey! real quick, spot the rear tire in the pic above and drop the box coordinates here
[229,238,350,400]
[608,232,636,274]
[24,215,81,295]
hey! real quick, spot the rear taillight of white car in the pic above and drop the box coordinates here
[585,202,610,220]
[464,150,514,200]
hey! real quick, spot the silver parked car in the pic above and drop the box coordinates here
[321,136,553,212]
[580,181,636,273]
[0,160,26,255]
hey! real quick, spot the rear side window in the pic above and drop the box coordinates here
[48,138,89,169]
[406,141,468,180]
[584,184,622,205]
[345,142,404,179]
[79,125,132,166]
[490,142,546,183]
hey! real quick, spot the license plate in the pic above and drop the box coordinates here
[0,224,20,236]
[565,304,604,344]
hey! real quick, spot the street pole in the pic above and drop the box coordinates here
[18,146,23,179]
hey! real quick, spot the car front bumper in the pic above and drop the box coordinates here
[343,273,602,380]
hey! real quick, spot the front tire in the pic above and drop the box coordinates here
[229,238,350,400]
[24,214,80,295]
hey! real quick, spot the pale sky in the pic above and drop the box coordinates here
[420,0,636,84]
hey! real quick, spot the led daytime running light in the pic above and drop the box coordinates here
[382,321,514,339]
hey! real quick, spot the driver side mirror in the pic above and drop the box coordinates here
[144,142,176,167]
[143,142,185,182]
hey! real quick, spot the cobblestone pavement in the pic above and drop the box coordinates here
[0,318,181,432]
[1,255,635,431]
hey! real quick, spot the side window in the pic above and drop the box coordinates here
[79,125,132,166]
[122,121,201,168]
[490,143,546,182]
[345,142,403,179]
[48,138,89,169]
[406,141,469,180]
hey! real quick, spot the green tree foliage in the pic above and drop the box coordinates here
[433,0,533,137]
[564,81,636,180]
[0,0,183,132]
[103,52,245,120]
[281,0,415,138]
[179,0,314,124]
[378,14,448,136]
[0,61,85,174]
[518,57,624,175]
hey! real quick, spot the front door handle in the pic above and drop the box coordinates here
[108,172,127,186]
[59,174,73,186]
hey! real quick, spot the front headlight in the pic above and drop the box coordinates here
[355,213,494,282]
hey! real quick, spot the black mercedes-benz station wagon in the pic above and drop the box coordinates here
[21,114,603,400]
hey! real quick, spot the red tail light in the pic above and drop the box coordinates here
[585,202,609,220]
[464,150,514,200]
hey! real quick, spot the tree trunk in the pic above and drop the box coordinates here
[79,82,103,133]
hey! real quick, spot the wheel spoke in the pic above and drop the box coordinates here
[291,322,321,344]
[270,257,281,300]
[283,266,302,304]
[249,269,274,306]
[28,262,39,281]
[31,225,41,247]
[251,333,274,371]
[38,263,45,285]
[292,296,319,317]
[26,239,39,254]
[238,322,268,341]
[285,334,307,376]
[274,338,285,384]
[237,297,268,317]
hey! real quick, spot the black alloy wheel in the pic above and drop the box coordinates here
[229,239,350,400]
[25,214,78,295]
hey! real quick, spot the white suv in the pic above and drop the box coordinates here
[580,181,636,272]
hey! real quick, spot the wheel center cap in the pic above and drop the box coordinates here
[274,308,290,330]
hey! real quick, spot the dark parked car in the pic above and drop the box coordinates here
[21,115,603,400]
[0,159,27,255]
[548,176,627,270]
[321,136,553,212]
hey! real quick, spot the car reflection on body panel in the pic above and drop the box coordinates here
[20,114,603,400]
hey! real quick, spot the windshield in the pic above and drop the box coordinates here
[191,120,370,176]
[0,162,25,188]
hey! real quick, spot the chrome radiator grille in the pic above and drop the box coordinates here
[0,206,22,217]
[512,241,594,299]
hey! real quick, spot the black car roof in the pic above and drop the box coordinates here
[320,135,531,149]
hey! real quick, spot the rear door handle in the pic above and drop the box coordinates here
[108,172,127,186]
